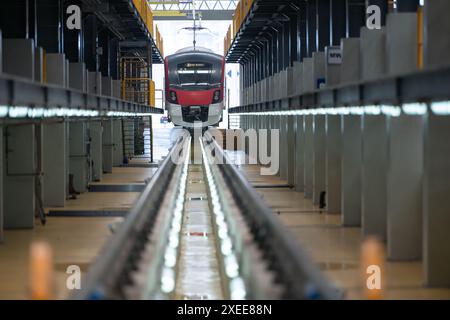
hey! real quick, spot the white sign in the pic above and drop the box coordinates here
[327,47,342,65]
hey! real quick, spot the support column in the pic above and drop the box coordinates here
[340,38,361,83]
[0,125,3,241]
[326,114,342,214]
[341,115,362,226]
[257,116,264,164]
[69,62,87,92]
[304,115,314,199]
[361,0,387,81]
[113,119,123,166]
[266,116,272,162]
[42,122,66,207]
[35,47,45,83]
[3,125,36,229]
[69,122,88,193]
[65,123,70,199]
[110,38,120,80]
[360,26,386,81]
[287,115,296,186]
[280,115,288,181]
[46,53,67,86]
[102,119,114,173]
[88,71,102,95]
[387,115,423,261]
[423,0,450,69]
[302,58,314,92]
[245,116,252,156]
[3,39,35,80]
[361,115,388,239]
[0,30,2,74]
[99,29,111,77]
[312,52,326,89]
[90,121,103,181]
[272,116,280,176]
[423,113,450,286]
[313,115,326,205]
[295,115,305,192]
[386,12,418,76]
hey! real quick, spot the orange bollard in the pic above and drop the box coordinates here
[29,241,54,300]
[361,236,385,300]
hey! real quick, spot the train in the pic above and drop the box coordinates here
[165,47,225,128]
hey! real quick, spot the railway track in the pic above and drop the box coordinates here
[74,130,342,300]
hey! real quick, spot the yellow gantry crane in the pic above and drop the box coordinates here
[148,0,187,17]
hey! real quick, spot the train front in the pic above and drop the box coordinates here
[165,48,225,128]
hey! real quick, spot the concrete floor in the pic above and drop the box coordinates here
[0,165,155,299]
[240,163,450,300]
[0,216,122,299]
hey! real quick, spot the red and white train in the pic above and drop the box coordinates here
[165,47,225,128]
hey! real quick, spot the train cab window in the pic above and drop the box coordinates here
[177,62,214,88]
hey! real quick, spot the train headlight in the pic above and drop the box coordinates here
[213,90,221,103]
[169,91,178,104]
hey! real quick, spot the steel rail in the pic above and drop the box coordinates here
[73,133,190,300]
[203,131,343,300]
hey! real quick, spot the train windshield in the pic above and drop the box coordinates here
[167,53,223,91]
[177,62,215,88]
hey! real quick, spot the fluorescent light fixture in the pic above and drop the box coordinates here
[235,105,403,117]
[0,106,9,117]
[364,105,381,115]
[161,268,175,293]
[8,106,29,118]
[402,103,427,116]
[431,101,450,116]
[159,136,191,296]
[164,247,177,268]
[224,255,239,278]
[381,105,401,117]
[0,103,161,120]
[349,107,364,115]
[230,277,247,300]
[27,108,45,118]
